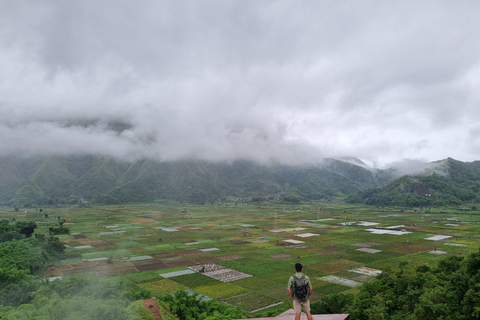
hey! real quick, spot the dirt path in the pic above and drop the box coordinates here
[142,299,162,320]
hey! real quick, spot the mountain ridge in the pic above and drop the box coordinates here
[0,155,390,206]
[1,155,479,207]
[347,157,480,206]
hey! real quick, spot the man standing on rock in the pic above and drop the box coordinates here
[287,263,313,320]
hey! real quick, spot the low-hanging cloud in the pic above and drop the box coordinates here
[1,1,480,166]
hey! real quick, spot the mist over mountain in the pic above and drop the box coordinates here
[0,155,393,206]
[1,154,478,207]
[348,158,480,207]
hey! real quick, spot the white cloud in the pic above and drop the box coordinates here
[1,1,480,165]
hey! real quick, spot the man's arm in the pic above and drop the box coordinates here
[287,276,294,300]
[287,287,294,300]
[307,276,313,299]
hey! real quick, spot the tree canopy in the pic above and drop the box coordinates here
[312,249,480,319]
[158,289,250,320]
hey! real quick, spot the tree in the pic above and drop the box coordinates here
[158,289,249,320]
[15,221,37,238]
[0,220,23,242]
[311,293,354,314]
[44,236,66,258]
[48,226,70,235]
[343,249,480,319]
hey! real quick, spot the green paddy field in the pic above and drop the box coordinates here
[2,202,479,312]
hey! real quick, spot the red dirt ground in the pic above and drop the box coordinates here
[142,299,162,320]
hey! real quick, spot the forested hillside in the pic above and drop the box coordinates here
[0,155,391,206]
[348,158,480,206]
[3,155,480,207]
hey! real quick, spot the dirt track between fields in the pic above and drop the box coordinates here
[143,299,162,320]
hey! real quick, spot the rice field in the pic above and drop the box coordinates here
[2,201,480,314]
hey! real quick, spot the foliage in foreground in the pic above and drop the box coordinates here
[0,220,66,307]
[312,249,480,319]
[158,289,250,320]
[0,277,150,320]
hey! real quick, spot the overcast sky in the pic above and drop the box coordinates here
[1,1,479,167]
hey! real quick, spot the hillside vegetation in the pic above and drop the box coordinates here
[348,158,480,207]
[0,156,391,206]
[314,249,480,319]
[2,156,480,207]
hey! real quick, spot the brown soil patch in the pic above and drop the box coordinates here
[165,260,192,267]
[140,226,155,230]
[73,234,87,239]
[44,260,108,277]
[403,225,424,231]
[97,262,137,276]
[44,266,63,277]
[152,252,177,259]
[180,249,202,255]
[135,262,169,272]
[63,240,82,246]
[75,238,103,244]
[91,241,116,248]
[63,265,98,275]
[133,259,162,266]
[143,299,162,320]
[191,257,219,265]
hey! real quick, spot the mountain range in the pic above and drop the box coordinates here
[1,155,479,207]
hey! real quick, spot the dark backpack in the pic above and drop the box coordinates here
[292,274,308,300]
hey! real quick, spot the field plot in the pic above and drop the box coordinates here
[320,275,362,287]
[3,202,480,314]
[350,267,382,276]
[189,263,253,282]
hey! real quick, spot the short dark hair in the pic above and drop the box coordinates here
[295,263,303,272]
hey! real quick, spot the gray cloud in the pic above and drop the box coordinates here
[1,0,480,166]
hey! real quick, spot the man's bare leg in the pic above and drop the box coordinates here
[306,311,313,320]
